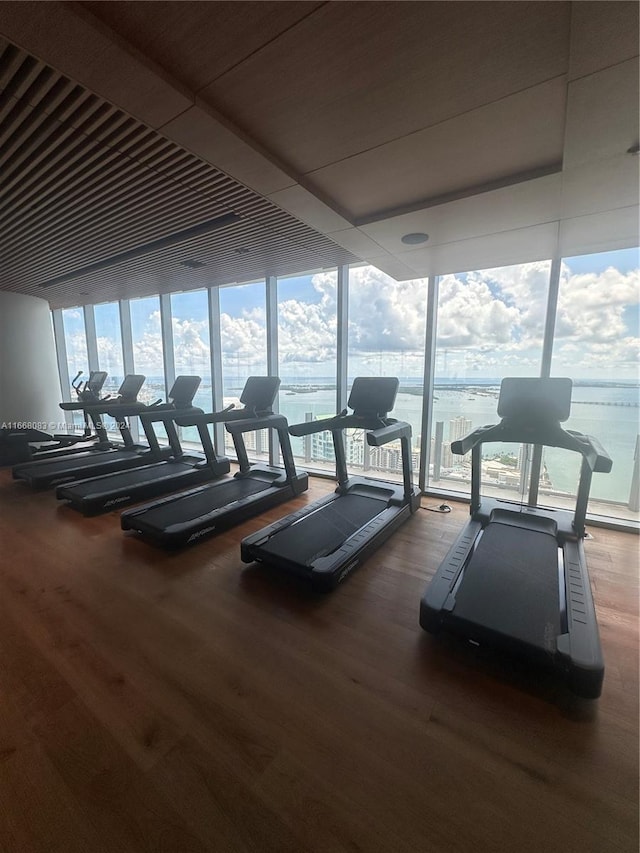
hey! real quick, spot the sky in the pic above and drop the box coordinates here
[61,247,640,386]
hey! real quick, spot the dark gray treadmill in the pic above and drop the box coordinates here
[11,373,148,488]
[241,377,421,591]
[120,376,308,546]
[420,377,613,699]
[56,376,230,515]
[57,457,223,514]
[259,491,390,566]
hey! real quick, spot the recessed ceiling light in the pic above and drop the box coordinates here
[401,232,429,245]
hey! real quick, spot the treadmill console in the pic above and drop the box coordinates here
[84,371,108,396]
[240,376,280,413]
[169,375,201,408]
[348,377,399,418]
[116,374,145,403]
[497,377,572,424]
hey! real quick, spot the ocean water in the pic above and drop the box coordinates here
[122,376,639,506]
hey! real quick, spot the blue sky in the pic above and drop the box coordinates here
[63,248,640,384]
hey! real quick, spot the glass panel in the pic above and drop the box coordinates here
[62,307,88,391]
[62,307,89,431]
[130,296,164,403]
[171,290,212,449]
[347,265,427,481]
[277,270,337,470]
[219,282,268,460]
[130,296,167,444]
[94,302,124,395]
[549,247,640,522]
[429,261,551,499]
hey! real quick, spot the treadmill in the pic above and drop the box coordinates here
[120,376,308,547]
[240,377,421,591]
[31,370,134,462]
[12,373,151,489]
[56,376,230,515]
[420,377,612,699]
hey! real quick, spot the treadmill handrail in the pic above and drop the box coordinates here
[138,405,205,461]
[101,401,154,418]
[177,404,296,479]
[173,405,239,427]
[139,405,204,426]
[225,412,289,435]
[366,420,411,446]
[452,419,612,472]
[289,411,390,437]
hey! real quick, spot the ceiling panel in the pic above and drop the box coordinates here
[81,1,325,93]
[568,1,639,81]
[199,1,571,175]
[399,222,560,278]
[559,206,640,258]
[564,58,640,169]
[307,78,566,221]
[0,0,193,128]
[359,174,562,256]
[159,104,295,196]
[0,37,357,309]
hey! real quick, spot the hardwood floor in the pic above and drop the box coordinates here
[0,468,637,853]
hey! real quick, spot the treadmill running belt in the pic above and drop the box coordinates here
[261,493,387,567]
[454,522,561,651]
[65,462,193,496]
[134,478,271,528]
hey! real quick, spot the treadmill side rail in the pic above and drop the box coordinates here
[556,539,604,699]
[420,520,483,632]
[311,503,414,591]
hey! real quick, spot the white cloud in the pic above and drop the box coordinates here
[219,311,266,368]
[437,261,551,356]
[348,266,427,352]
[555,265,639,344]
[173,317,210,372]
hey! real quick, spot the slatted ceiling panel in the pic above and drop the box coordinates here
[31,213,350,299]
[0,38,357,308]
[1,108,131,208]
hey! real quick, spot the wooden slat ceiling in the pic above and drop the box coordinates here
[0,37,358,309]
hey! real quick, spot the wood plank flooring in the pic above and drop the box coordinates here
[0,468,637,853]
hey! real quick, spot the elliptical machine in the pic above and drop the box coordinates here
[0,370,108,465]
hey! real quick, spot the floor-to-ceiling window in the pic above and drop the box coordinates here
[94,302,124,395]
[429,261,551,499]
[219,282,268,460]
[61,307,89,392]
[61,307,89,430]
[277,270,338,469]
[170,289,212,449]
[170,290,212,407]
[129,296,165,403]
[347,265,427,480]
[52,247,639,529]
[548,247,639,521]
[129,296,167,444]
